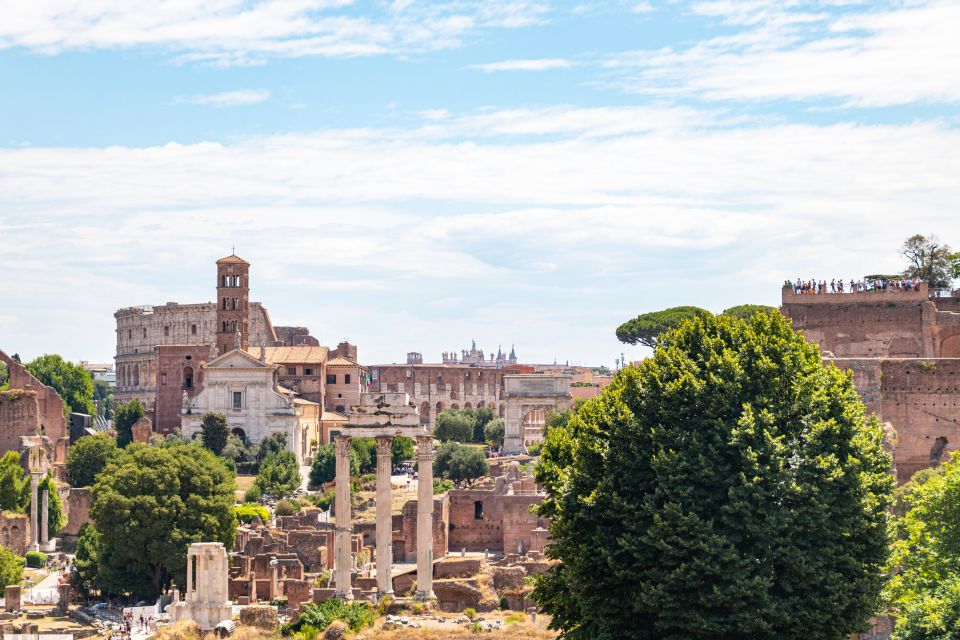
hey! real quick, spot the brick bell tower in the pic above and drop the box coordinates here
[215,252,251,355]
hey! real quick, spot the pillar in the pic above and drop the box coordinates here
[28,474,39,552]
[41,490,49,545]
[333,435,354,600]
[415,435,435,600]
[186,548,193,599]
[249,571,257,603]
[375,436,393,595]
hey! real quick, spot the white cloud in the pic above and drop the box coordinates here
[0,0,550,64]
[178,89,270,107]
[606,0,960,107]
[470,58,572,72]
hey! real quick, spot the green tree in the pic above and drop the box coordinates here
[435,409,474,442]
[351,438,377,473]
[309,443,360,488]
[392,437,414,467]
[236,503,270,524]
[0,361,8,390]
[446,446,487,486]
[256,432,287,466]
[0,545,24,590]
[901,234,957,290]
[113,399,144,448]
[721,304,778,321]
[72,523,100,596]
[887,452,960,639]
[434,441,460,479]
[25,354,96,416]
[615,306,711,349]
[66,435,119,487]
[535,310,893,640]
[255,450,301,496]
[92,380,114,420]
[31,475,65,537]
[200,413,229,455]
[484,418,505,447]
[90,441,236,597]
[0,451,26,511]
[472,407,495,442]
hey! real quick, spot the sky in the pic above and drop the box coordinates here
[1,0,959,368]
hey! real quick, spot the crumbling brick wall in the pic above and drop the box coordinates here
[0,390,40,454]
[0,349,68,460]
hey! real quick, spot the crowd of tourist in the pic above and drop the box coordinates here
[786,278,922,295]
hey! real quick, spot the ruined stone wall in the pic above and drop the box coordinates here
[783,300,927,358]
[372,365,506,428]
[0,349,68,458]
[0,390,40,454]
[58,487,93,539]
[0,512,28,555]
[448,490,505,551]
[834,358,960,483]
[502,496,546,556]
[399,495,449,562]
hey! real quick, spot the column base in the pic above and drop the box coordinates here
[378,589,394,597]
[334,590,355,601]
[414,591,435,602]
[28,543,40,553]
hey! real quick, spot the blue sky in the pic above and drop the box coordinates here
[1,0,959,367]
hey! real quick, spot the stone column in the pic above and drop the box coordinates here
[41,490,49,546]
[375,436,394,595]
[186,548,193,598]
[28,474,39,552]
[415,435,435,600]
[333,435,354,600]
[249,571,257,603]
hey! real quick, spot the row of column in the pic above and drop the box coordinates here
[28,473,50,552]
[333,434,434,600]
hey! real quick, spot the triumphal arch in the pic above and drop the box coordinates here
[503,374,572,452]
[334,393,435,600]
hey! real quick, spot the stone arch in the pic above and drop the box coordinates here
[931,436,949,462]
[464,402,472,410]
[183,366,194,390]
[133,364,141,387]
[941,334,960,358]
[451,404,460,410]
[477,400,486,408]
[436,401,445,414]
[420,401,431,426]
[231,428,247,442]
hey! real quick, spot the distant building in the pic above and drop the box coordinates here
[441,341,518,367]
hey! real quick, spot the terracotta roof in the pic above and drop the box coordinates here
[217,253,250,265]
[246,346,329,365]
[327,356,365,369]
[322,411,350,422]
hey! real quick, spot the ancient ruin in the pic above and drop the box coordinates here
[169,542,234,630]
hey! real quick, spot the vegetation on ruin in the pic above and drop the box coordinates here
[283,600,375,635]
[236,502,270,524]
[535,310,894,640]
[66,434,119,487]
[886,452,960,639]
[434,442,487,486]
[0,545,24,589]
[274,499,297,516]
[900,234,960,290]
[86,441,236,597]
[113,398,145,447]
[25,353,96,417]
[254,450,301,496]
[0,361,8,391]
[200,412,230,455]
[0,451,26,511]
[27,474,65,537]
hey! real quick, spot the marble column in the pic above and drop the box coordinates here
[375,436,394,595]
[28,474,39,552]
[249,571,257,603]
[41,490,49,546]
[186,549,193,598]
[415,435,435,600]
[333,435,354,600]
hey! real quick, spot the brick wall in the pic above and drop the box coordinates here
[0,349,68,460]
[155,345,210,434]
[0,390,40,454]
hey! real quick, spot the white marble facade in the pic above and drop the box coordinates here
[181,349,319,465]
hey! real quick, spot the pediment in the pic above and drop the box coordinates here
[205,348,272,370]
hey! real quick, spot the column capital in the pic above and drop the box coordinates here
[415,435,434,461]
[334,434,353,457]
[375,435,393,457]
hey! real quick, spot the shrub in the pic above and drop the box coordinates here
[504,612,525,624]
[411,603,425,615]
[499,594,509,610]
[433,479,454,495]
[275,499,297,517]
[464,607,476,620]
[0,546,24,589]
[244,484,263,503]
[236,503,270,524]
[469,622,482,633]
[307,490,335,510]
[25,551,47,568]
[283,600,375,634]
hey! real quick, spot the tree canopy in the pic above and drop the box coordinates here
[615,306,711,349]
[887,452,960,639]
[254,450,301,496]
[0,546,24,590]
[0,451,26,511]
[435,410,475,442]
[200,413,229,455]
[309,443,359,488]
[901,234,959,290]
[113,399,145,448]
[89,441,236,597]
[25,354,96,416]
[484,418,505,447]
[721,304,778,321]
[66,435,119,487]
[434,442,487,486]
[535,310,893,640]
